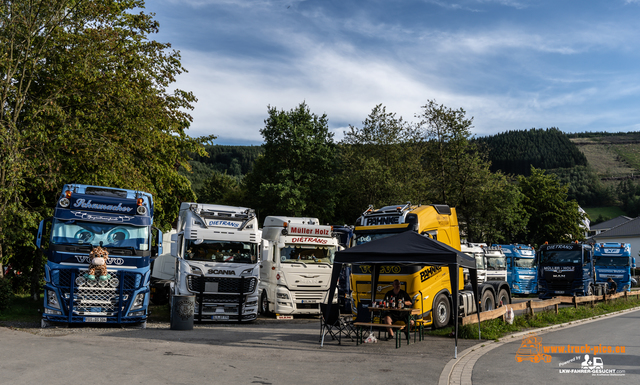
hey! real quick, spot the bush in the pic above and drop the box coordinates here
[0,278,14,312]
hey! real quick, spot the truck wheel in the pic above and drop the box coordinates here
[481,290,495,311]
[497,289,510,306]
[586,284,594,296]
[433,294,450,328]
[260,292,271,316]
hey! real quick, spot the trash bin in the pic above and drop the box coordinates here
[170,294,195,330]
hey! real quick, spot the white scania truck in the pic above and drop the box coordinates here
[164,203,261,322]
[259,216,339,316]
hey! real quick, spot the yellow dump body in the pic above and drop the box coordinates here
[350,205,463,327]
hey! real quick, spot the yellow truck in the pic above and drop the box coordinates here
[350,203,510,328]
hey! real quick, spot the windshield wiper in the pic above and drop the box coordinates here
[104,245,137,255]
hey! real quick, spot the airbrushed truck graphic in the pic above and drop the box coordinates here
[37,184,162,327]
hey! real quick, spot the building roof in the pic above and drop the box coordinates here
[590,215,633,231]
[589,216,640,239]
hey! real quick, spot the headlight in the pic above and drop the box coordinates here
[131,293,145,310]
[277,293,289,299]
[240,268,254,276]
[47,290,60,309]
[190,265,203,274]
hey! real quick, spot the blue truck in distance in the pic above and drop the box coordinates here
[37,184,162,327]
[537,243,597,299]
[495,244,537,295]
[593,242,636,292]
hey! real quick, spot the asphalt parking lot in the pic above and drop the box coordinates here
[0,316,479,385]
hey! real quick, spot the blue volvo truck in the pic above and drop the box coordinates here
[593,242,635,292]
[537,243,599,299]
[37,184,162,327]
[495,244,537,295]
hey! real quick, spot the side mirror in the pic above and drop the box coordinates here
[36,218,52,250]
[157,229,163,256]
[170,233,179,257]
[632,257,636,269]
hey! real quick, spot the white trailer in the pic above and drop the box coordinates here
[166,203,261,322]
[259,216,339,316]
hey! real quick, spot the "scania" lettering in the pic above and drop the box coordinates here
[208,269,236,275]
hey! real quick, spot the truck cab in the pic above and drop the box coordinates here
[537,243,596,299]
[167,203,261,322]
[37,184,161,327]
[461,243,487,284]
[593,242,635,293]
[259,216,340,316]
[496,244,537,295]
[350,203,510,329]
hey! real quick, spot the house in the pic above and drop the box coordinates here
[588,216,640,256]
[587,215,632,237]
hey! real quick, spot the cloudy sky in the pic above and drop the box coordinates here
[152,0,640,145]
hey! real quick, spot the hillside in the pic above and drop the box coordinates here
[569,133,640,180]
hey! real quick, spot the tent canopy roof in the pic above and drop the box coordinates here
[334,230,476,268]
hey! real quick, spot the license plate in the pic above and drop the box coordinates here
[85,317,107,323]
[300,300,316,304]
[211,315,229,320]
[555,291,565,294]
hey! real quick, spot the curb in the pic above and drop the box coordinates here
[438,304,640,385]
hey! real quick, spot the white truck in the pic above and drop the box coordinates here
[158,203,261,322]
[461,243,487,284]
[484,245,507,282]
[259,216,339,316]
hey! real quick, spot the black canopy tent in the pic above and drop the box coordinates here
[325,231,481,358]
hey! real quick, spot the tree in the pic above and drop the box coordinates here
[336,104,425,222]
[0,1,212,292]
[243,102,337,223]
[197,172,243,207]
[517,167,586,246]
[415,100,527,242]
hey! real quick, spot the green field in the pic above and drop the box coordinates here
[583,206,627,222]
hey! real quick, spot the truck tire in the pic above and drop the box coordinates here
[497,289,510,306]
[433,293,450,329]
[260,291,271,316]
[586,284,594,296]
[481,290,495,311]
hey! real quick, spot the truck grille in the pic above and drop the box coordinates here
[547,282,572,291]
[187,276,257,294]
[50,268,142,316]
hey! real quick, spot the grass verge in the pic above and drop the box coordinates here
[0,293,42,324]
[427,295,640,341]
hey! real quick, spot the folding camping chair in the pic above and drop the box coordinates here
[319,304,353,347]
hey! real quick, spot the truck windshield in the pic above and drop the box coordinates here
[475,255,486,269]
[184,240,257,264]
[539,250,582,265]
[595,257,629,267]
[51,219,149,250]
[485,256,506,270]
[514,258,535,268]
[355,233,397,245]
[280,245,336,264]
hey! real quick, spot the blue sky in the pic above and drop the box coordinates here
[152,0,640,145]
